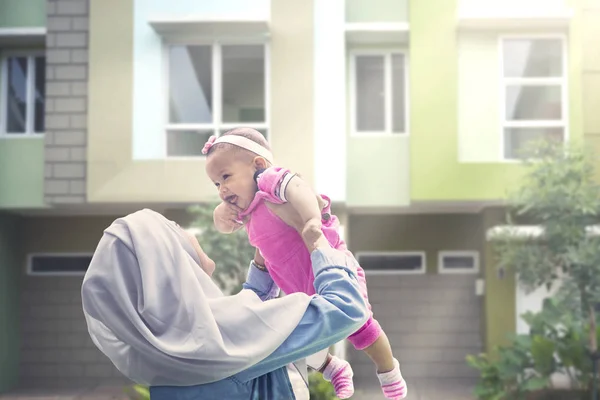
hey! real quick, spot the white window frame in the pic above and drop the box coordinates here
[0,50,46,138]
[498,34,569,162]
[163,40,270,158]
[437,250,480,274]
[26,253,94,277]
[349,48,409,137]
[356,251,426,275]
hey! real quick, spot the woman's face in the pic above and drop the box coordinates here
[181,228,216,276]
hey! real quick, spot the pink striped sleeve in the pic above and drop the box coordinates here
[256,166,296,205]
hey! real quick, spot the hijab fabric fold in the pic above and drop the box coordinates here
[81,209,312,386]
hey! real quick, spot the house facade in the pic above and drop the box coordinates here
[0,0,598,393]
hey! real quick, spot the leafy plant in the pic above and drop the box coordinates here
[467,298,600,399]
[187,202,255,294]
[495,140,600,371]
[124,384,150,400]
[309,372,338,400]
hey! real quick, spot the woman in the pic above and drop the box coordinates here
[81,209,369,399]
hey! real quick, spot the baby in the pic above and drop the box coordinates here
[203,127,407,400]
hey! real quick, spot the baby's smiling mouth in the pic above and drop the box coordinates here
[225,195,238,206]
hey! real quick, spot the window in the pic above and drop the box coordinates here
[350,51,408,135]
[166,43,268,156]
[438,251,479,274]
[500,37,567,160]
[27,253,93,276]
[356,252,425,274]
[0,53,46,136]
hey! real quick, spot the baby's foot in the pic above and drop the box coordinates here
[322,356,355,399]
[377,358,407,400]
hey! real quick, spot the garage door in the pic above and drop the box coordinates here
[19,254,127,388]
[347,253,482,390]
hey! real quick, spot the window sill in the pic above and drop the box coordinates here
[0,27,46,46]
[350,132,409,138]
[148,18,270,42]
[0,133,45,139]
[345,22,409,45]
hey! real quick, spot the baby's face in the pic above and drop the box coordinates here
[205,149,259,210]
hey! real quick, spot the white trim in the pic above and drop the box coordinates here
[349,49,409,137]
[26,253,94,277]
[161,44,170,158]
[438,251,480,274]
[356,251,426,275]
[498,35,568,161]
[212,42,222,129]
[0,51,46,137]
[384,53,393,135]
[25,56,35,134]
[264,42,271,140]
[165,123,269,131]
[0,27,47,37]
[0,57,7,135]
[486,225,600,241]
[345,23,410,45]
[503,78,563,85]
[345,22,410,33]
[148,19,270,43]
[164,42,270,157]
[504,120,565,128]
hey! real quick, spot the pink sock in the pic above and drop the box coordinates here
[377,358,407,400]
[322,356,354,399]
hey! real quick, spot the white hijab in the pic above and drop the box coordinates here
[81,208,313,386]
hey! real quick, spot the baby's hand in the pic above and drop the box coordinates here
[214,202,245,234]
[302,218,330,253]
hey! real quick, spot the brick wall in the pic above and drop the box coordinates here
[19,276,128,388]
[44,0,89,204]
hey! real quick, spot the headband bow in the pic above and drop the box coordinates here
[201,135,217,155]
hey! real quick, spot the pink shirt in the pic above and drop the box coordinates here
[239,167,346,295]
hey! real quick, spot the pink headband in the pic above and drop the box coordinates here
[202,135,274,164]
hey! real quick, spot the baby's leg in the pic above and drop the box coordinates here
[348,266,408,399]
[317,353,355,400]
[362,331,395,372]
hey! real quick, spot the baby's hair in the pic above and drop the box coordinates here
[206,127,271,161]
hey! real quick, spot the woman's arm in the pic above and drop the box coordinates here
[242,261,280,301]
[234,248,369,382]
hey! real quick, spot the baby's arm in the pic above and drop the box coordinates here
[255,167,330,252]
[213,202,244,234]
[284,176,331,252]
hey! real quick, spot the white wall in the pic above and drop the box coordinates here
[515,275,569,388]
[313,0,346,202]
[515,279,560,334]
[458,32,502,163]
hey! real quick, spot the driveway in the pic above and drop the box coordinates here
[1,379,476,399]
[0,385,130,400]
[351,379,476,400]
